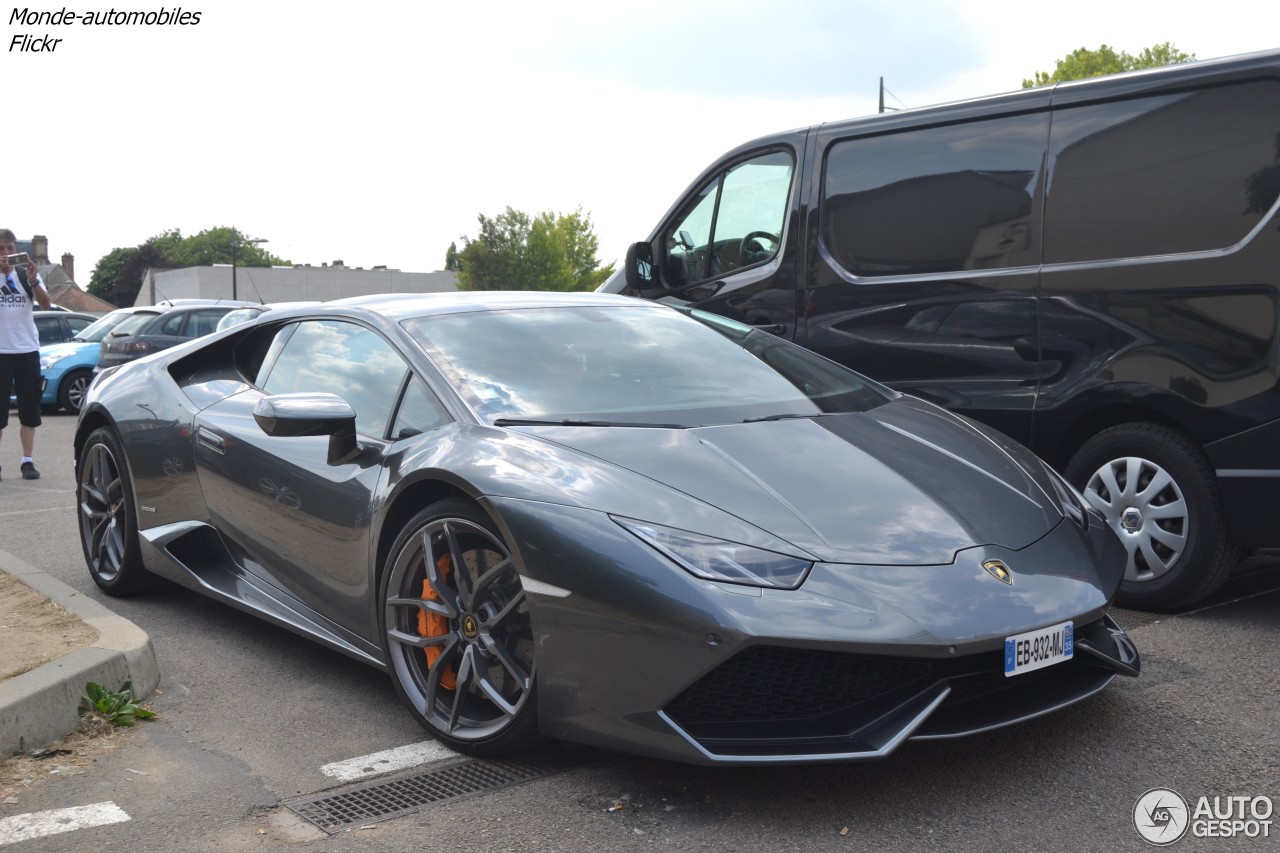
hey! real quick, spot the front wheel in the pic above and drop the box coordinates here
[77,427,153,596]
[1065,423,1238,611]
[59,369,93,414]
[379,498,541,756]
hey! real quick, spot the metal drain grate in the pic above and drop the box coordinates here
[287,748,604,833]
[1108,607,1165,631]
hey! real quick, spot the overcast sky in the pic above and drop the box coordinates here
[6,1,1276,285]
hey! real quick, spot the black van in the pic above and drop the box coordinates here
[603,48,1280,611]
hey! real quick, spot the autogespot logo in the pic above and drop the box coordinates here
[1134,788,1190,846]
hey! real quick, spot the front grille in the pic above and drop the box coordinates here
[664,630,1110,751]
[665,646,943,724]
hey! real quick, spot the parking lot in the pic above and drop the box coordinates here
[2,411,1279,851]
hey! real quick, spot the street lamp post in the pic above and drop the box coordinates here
[231,235,268,301]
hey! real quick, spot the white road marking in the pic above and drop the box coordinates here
[320,741,460,782]
[0,802,130,847]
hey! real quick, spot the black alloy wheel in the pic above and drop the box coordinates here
[78,427,152,595]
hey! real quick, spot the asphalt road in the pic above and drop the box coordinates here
[2,411,1278,852]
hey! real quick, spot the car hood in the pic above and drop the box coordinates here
[522,400,1062,565]
[41,341,97,358]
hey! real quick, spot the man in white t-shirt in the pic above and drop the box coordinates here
[0,228,52,481]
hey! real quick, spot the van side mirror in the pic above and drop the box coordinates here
[624,242,655,292]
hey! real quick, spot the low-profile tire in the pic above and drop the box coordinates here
[1064,423,1239,611]
[379,498,542,756]
[59,369,93,414]
[77,426,154,596]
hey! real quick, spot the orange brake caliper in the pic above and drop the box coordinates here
[418,553,457,690]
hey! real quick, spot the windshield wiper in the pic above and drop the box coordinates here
[742,412,833,423]
[493,417,690,429]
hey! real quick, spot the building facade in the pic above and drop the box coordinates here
[136,264,459,306]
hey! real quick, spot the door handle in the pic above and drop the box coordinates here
[196,426,225,454]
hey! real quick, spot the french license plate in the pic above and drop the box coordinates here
[1004,621,1073,677]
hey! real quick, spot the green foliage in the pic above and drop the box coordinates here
[78,681,157,728]
[87,226,290,307]
[1022,42,1195,88]
[455,206,615,292]
[444,241,460,271]
[86,246,136,302]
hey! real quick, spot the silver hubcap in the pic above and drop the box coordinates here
[1082,456,1188,583]
[67,376,88,411]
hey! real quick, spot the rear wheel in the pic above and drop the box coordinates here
[59,369,93,414]
[77,427,153,595]
[1065,423,1238,611]
[380,498,541,756]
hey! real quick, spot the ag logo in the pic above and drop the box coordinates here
[982,559,1013,585]
[1134,788,1190,845]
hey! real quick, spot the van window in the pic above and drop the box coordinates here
[822,112,1048,276]
[661,150,794,287]
[1045,80,1280,263]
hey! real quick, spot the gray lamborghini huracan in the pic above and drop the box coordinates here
[76,291,1139,765]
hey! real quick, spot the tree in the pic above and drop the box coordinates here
[87,246,137,303]
[454,207,615,292]
[444,241,460,271]
[1022,42,1194,88]
[87,227,290,307]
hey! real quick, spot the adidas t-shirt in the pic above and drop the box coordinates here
[0,270,47,353]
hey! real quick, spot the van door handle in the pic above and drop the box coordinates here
[751,323,787,336]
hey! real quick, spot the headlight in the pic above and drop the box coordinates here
[40,351,73,369]
[613,517,812,589]
[1045,465,1090,528]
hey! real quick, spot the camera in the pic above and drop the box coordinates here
[4,252,30,265]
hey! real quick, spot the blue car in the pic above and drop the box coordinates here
[35,306,167,413]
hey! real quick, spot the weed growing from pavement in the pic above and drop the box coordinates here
[78,681,157,731]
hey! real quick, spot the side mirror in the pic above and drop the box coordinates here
[253,392,359,465]
[624,242,654,292]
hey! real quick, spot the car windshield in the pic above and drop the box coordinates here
[74,310,154,342]
[403,305,888,426]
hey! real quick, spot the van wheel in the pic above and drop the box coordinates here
[1064,423,1238,612]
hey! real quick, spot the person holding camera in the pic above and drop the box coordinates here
[0,228,52,481]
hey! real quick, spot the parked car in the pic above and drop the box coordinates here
[33,310,96,345]
[34,306,168,413]
[97,302,252,369]
[76,291,1138,764]
[215,302,322,332]
[604,48,1280,612]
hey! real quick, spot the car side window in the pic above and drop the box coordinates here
[187,309,231,337]
[661,149,794,287]
[390,375,450,440]
[67,316,92,337]
[160,313,184,335]
[261,319,408,439]
[34,316,60,344]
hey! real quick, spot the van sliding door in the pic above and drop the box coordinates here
[805,107,1051,446]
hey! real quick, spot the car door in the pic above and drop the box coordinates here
[34,315,68,344]
[149,308,232,351]
[192,318,427,637]
[649,145,805,339]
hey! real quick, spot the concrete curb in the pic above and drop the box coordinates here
[0,550,159,757]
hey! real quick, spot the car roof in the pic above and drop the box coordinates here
[35,310,98,321]
[326,290,659,323]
